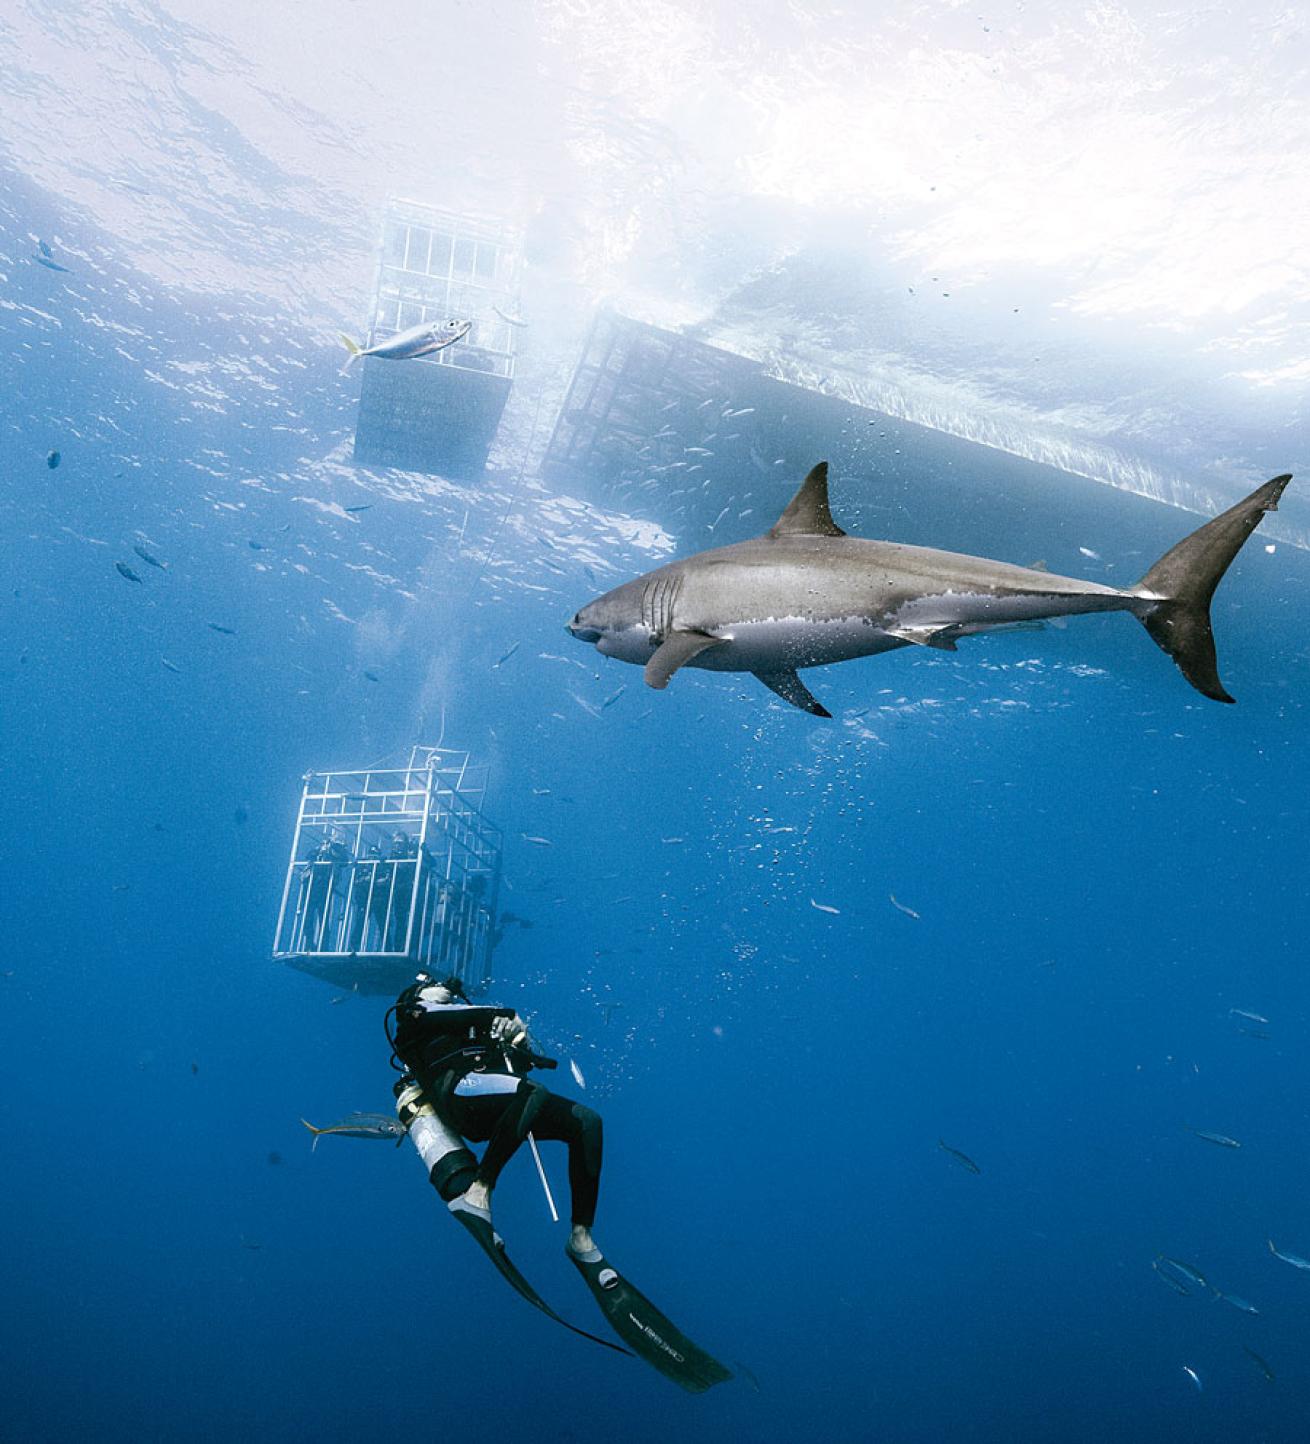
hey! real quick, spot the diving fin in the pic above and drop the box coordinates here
[567,1245,732,1393]
[447,1205,630,1358]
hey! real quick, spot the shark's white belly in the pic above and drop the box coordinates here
[692,615,903,672]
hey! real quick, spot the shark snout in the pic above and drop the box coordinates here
[567,614,602,644]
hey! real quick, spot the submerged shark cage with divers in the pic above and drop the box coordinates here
[272,745,503,996]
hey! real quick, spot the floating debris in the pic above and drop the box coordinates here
[889,893,920,919]
[809,898,840,915]
[233,806,249,825]
[938,1139,982,1175]
[115,561,142,584]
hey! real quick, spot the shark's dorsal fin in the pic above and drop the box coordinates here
[644,630,725,690]
[768,462,846,539]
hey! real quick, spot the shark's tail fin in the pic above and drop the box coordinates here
[1131,474,1291,703]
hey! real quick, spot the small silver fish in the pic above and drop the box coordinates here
[938,1139,982,1175]
[115,561,142,584]
[810,898,840,915]
[1268,1238,1310,1270]
[1213,1289,1258,1314]
[493,642,520,669]
[301,1113,406,1151]
[491,304,528,328]
[1243,1345,1275,1382]
[521,834,553,847]
[1230,1008,1270,1024]
[133,543,167,570]
[1182,1365,1202,1392]
[1157,1255,1207,1291]
[569,1059,586,1090]
[889,893,920,920]
[1188,1127,1242,1149]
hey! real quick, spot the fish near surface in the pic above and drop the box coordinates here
[566,462,1292,716]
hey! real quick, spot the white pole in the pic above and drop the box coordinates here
[527,1134,559,1223]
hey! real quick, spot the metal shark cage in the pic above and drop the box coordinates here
[273,746,502,996]
[352,198,523,475]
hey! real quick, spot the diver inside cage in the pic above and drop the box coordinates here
[295,835,351,950]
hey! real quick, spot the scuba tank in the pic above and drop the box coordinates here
[394,1077,478,1201]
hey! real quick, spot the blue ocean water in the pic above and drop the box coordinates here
[3,7,1309,1441]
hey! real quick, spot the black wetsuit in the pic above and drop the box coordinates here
[392,988,603,1227]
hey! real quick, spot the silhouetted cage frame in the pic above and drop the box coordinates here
[369,199,522,381]
[541,310,762,486]
[273,747,502,996]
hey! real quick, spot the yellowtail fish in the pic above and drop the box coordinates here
[938,1139,982,1175]
[301,1113,406,1151]
[1187,1127,1241,1149]
[339,318,471,366]
[1268,1239,1310,1270]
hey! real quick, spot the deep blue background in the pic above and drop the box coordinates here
[2,166,1309,1443]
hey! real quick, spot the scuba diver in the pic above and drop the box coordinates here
[386,971,731,1393]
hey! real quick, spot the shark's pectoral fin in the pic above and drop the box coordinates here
[885,624,959,652]
[753,669,831,717]
[644,630,725,690]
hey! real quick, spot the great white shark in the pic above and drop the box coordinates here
[566,462,1291,716]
